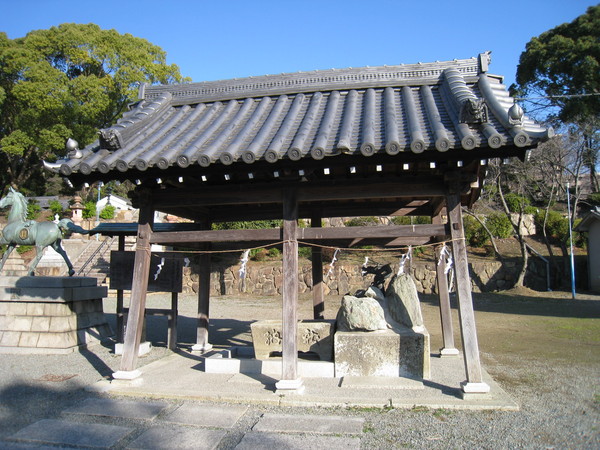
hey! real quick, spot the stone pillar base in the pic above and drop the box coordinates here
[191,342,213,353]
[275,378,305,394]
[460,381,491,399]
[439,347,460,357]
[112,369,142,380]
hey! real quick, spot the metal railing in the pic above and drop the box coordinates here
[76,236,115,277]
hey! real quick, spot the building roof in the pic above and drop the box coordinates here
[575,206,600,232]
[45,52,552,184]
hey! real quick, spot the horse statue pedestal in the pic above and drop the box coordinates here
[0,276,112,354]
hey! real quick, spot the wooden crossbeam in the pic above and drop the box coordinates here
[149,224,448,245]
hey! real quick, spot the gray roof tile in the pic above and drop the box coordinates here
[46,53,552,179]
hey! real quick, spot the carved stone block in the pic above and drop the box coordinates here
[250,320,335,361]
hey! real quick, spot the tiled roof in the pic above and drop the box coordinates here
[45,53,552,179]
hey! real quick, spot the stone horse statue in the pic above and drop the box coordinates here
[0,188,76,276]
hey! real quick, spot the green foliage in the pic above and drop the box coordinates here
[99,204,116,220]
[16,245,33,254]
[486,213,513,238]
[82,201,96,219]
[390,216,432,225]
[0,24,187,193]
[534,209,568,242]
[344,216,379,227]
[268,247,281,258]
[49,200,63,215]
[514,5,600,121]
[212,220,282,230]
[588,192,600,206]
[298,246,312,259]
[26,200,40,220]
[463,215,489,247]
[504,193,530,213]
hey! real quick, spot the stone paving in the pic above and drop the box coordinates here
[3,397,364,449]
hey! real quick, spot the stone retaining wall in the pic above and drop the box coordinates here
[181,257,550,297]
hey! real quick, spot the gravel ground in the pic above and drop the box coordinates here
[0,291,598,449]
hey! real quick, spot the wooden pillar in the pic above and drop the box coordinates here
[116,235,126,343]
[192,218,212,352]
[276,187,304,392]
[168,292,178,351]
[113,200,154,379]
[311,209,324,320]
[433,213,459,357]
[446,190,490,394]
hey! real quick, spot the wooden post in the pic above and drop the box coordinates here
[192,218,212,352]
[113,201,154,379]
[446,190,490,394]
[311,209,324,320]
[433,213,459,357]
[276,187,304,392]
[116,235,125,343]
[168,292,178,351]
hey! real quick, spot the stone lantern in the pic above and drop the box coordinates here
[70,196,84,237]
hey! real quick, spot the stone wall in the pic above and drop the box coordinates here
[181,256,551,297]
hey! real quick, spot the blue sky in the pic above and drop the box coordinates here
[1,0,596,89]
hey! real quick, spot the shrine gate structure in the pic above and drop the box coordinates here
[45,53,552,395]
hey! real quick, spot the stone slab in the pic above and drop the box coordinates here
[127,425,226,450]
[63,397,169,420]
[205,352,335,378]
[335,327,430,379]
[163,403,248,428]
[8,419,132,448]
[340,376,424,390]
[0,276,99,288]
[0,286,107,302]
[253,413,364,434]
[236,432,361,449]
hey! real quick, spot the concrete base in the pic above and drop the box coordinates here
[0,276,111,354]
[191,342,213,353]
[275,378,305,394]
[460,381,491,398]
[114,341,152,356]
[205,347,335,378]
[112,369,142,380]
[334,326,430,379]
[440,347,460,357]
[251,320,335,361]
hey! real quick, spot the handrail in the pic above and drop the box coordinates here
[76,236,115,277]
[525,243,551,292]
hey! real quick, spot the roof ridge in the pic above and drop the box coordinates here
[144,54,491,105]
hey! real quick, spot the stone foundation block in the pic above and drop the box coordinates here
[334,327,430,379]
[0,276,112,354]
[250,320,335,361]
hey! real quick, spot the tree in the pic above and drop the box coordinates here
[0,23,187,194]
[513,6,600,192]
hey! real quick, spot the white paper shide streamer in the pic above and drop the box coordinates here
[438,243,453,274]
[239,249,250,279]
[326,248,340,278]
[397,246,412,275]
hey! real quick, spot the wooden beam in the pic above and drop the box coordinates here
[446,190,489,393]
[297,224,447,241]
[149,224,448,245]
[147,178,448,209]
